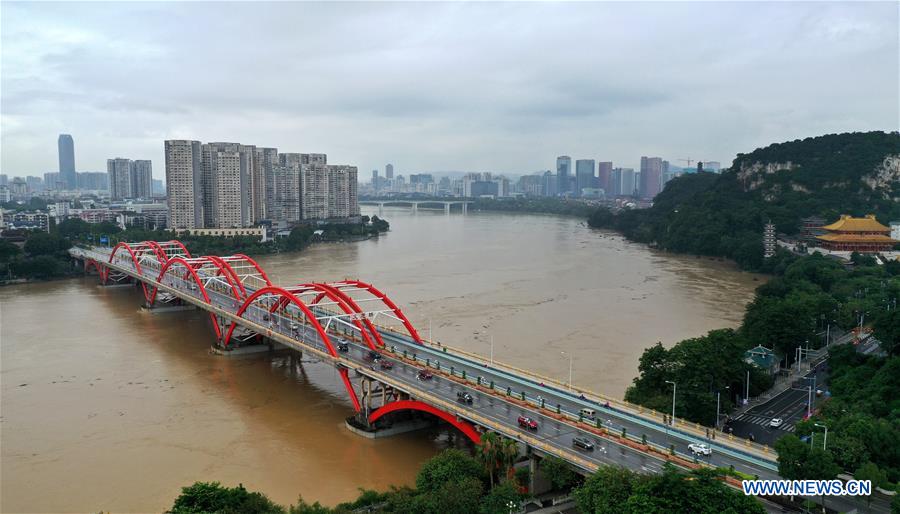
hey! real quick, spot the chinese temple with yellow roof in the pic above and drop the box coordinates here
[815,214,898,252]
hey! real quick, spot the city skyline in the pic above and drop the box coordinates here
[3,2,896,178]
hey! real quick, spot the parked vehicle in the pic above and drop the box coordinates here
[769,418,784,428]
[573,437,594,451]
[457,392,473,403]
[688,443,712,456]
[517,416,538,430]
[417,369,433,380]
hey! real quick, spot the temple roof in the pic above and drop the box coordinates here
[821,214,890,233]
[816,233,897,244]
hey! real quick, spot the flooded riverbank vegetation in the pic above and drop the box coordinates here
[0,216,390,283]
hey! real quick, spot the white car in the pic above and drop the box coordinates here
[769,418,784,428]
[688,443,712,456]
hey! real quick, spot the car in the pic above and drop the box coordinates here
[417,370,433,380]
[337,342,349,352]
[457,392,473,403]
[367,351,381,361]
[517,416,538,430]
[573,437,594,451]
[379,361,394,370]
[688,443,712,456]
[769,418,784,428]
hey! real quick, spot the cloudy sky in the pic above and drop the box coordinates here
[2,1,897,180]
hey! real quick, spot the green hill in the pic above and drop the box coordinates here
[589,131,900,270]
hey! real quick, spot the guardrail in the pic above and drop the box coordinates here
[73,246,777,473]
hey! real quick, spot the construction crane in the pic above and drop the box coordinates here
[678,158,694,167]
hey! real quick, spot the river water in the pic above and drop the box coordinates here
[0,207,763,512]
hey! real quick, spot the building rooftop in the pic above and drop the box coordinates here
[744,345,777,370]
[821,214,890,233]
[816,233,898,244]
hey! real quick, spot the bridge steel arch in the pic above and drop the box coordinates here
[309,283,385,348]
[151,256,223,339]
[289,283,380,351]
[329,280,423,344]
[225,286,362,411]
[107,242,154,301]
[368,400,481,443]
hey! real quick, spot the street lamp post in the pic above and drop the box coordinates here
[716,386,730,430]
[666,380,676,424]
[814,422,828,450]
[561,351,573,390]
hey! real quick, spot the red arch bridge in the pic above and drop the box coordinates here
[70,242,778,479]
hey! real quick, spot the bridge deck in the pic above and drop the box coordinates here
[71,245,778,479]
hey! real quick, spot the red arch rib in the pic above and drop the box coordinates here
[368,400,481,443]
[151,256,222,339]
[313,283,385,348]
[297,283,378,351]
[167,240,192,259]
[108,242,151,302]
[231,253,272,287]
[225,286,337,355]
[224,286,361,411]
[339,280,423,344]
[144,241,170,263]
[202,255,247,298]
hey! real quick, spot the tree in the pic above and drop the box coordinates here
[23,232,71,257]
[539,456,577,490]
[414,448,484,494]
[478,432,503,488]
[478,481,520,514]
[499,437,519,480]
[168,481,285,514]
[873,309,900,356]
[774,435,809,479]
[854,462,888,509]
[417,476,483,514]
[0,240,21,263]
[574,466,636,514]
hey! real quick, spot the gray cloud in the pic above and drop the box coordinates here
[1,1,897,178]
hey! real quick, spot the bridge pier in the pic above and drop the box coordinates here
[445,203,451,214]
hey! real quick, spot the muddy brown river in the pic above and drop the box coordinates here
[0,207,763,513]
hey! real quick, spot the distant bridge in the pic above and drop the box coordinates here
[70,241,779,482]
[359,200,473,213]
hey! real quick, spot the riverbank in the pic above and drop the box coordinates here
[0,216,391,284]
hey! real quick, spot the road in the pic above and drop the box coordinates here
[727,364,829,447]
[76,245,781,482]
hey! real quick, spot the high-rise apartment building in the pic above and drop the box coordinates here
[639,156,664,199]
[107,158,133,200]
[77,172,108,191]
[201,142,255,228]
[164,140,203,229]
[615,167,636,197]
[575,159,595,196]
[597,162,613,193]
[556,156,571,195]
[385,163,394,179]
[254,147,278,222]
[58,134,76,190]
[133,160,153,199]
[166,139,355,227]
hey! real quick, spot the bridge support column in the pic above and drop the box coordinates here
[445,203,450,214]
[462,203,468,214]
[412,203,418,213]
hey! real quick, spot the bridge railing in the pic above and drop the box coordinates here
[377,324,777,461]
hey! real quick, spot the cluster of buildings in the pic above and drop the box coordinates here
[798,214,900,254]
[164,140,359,230]
[364,157,721,201]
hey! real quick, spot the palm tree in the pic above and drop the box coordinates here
[500,438,520,481]
[478,431,502,488]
